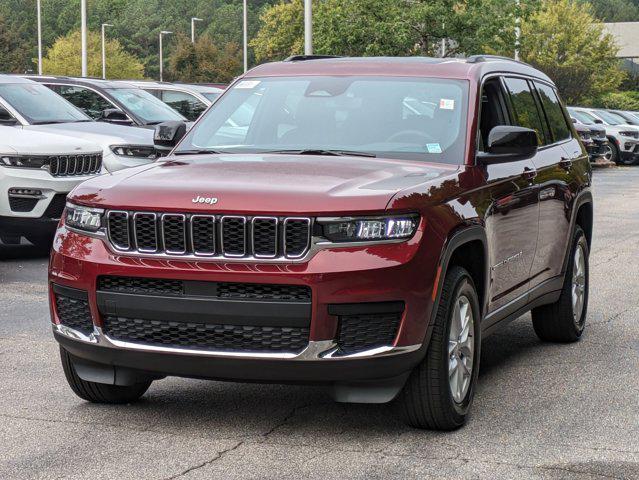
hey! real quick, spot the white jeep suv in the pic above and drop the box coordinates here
[0,76,157,172]
[0,126,103,247]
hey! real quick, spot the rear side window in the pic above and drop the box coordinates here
[534,82,571,142]
[503,77,546,145]
[55,85,114,119]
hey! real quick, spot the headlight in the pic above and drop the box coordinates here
[619,131,639,138]
[65,203,104,232]
[0,154,48,168]
[578,132,591,141]
[318,215,419,242]
[110,145,158,158]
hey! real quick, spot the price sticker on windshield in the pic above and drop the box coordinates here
[439,99,455,110]
[235,80,261,89]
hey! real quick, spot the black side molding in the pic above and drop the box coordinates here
[328,301,405,317]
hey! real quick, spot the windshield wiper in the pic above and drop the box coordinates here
[265,149,376,158]
[173,148,226,155]
[31,120,72,125]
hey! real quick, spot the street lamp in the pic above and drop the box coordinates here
[191,17,203,44]
[243,0,248,72]
[81,0,87,77]
[304,0,312,55]
[159,30,172,82]
[101,23,113,80]
[36,0,42,75]
[515,0,521,61]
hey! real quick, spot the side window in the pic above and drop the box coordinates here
[503,77,547,146]
[477,77,510,152]
[534,82,571,143]
[161,90,206,121]
[56,85,114,119]
[0,104,16,123]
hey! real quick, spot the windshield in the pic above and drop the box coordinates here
[570,109,597,125]
[106,87,185,124]
[0,83,89,124]
[202,92,221,102]
[594,110,626,125]
[175,76,469,163]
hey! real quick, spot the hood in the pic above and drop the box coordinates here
[0,126,102,155]
[69,154,458,214]
[24,121,154,147]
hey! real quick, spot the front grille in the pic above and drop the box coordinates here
[336,312,402,355]
[49,153,102,177]
[55,294,93,334]
[9,196,38,212]
[97,275,311,302]
[103,316,309,353]
[43,193,68,219]
[106,211,312,260]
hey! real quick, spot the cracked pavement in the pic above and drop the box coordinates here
[0,167,638,479]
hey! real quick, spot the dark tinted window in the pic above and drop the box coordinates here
[55,85,114,119]
[161,90,207,121]
[535,82,571,142]
[0,83,88,124]
[504,77,546,145]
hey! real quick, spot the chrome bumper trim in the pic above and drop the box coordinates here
[53,323,421,361]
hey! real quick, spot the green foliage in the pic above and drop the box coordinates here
[167,33,242,83]
[516,0,625,104]
[588,91,639,110]
[42,30,144,79]
[582,0,639,21]
[252,0,526,62]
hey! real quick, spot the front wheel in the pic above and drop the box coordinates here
[397,266,481,430]
[60,347,152,404]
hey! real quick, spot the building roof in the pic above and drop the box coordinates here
[603,22,639,58]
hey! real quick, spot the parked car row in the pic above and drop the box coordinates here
[568,106,639,165]
[0,74,224,247]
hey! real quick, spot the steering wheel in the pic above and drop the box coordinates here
[386,129,436,144]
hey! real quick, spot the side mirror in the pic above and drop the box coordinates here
[100,108,133,125]
[594,119,604,124]
[478,125,538,164]
[571,118,577,124]
[154,121,187,155]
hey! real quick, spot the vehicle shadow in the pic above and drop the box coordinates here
[0,242,50,261]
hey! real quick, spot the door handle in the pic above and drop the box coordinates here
[560,157,573,170]
[522,167,537,181]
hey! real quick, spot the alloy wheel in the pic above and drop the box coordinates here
[448,295,474,403]
[572,243,587,326]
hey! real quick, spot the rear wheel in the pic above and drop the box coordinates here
[398,266,481,430]
[532,226,589,342]
[60,347,152,404]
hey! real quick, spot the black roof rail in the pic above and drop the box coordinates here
[466,54,532,67]
[284,55,344,62]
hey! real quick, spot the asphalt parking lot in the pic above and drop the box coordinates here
[0,167,638,480]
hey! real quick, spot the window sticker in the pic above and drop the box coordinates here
[235,80,261,89]
[439,98,455,110]
[426,143,443,154]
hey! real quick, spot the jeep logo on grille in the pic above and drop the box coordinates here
[192,195,218,205]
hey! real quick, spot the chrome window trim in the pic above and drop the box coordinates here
[133,212,159,253]
[160,213,187,255]
[220,215,247,257]
[283,217,312,259]
[251,216,278,259]
[106,210,131,250]
[190,214,216,256]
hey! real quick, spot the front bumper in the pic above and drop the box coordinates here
[49,221,440,387]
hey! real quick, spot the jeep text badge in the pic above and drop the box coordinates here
[192,195,218,205]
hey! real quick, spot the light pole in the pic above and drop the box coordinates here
[514,0,521,61]
[304,0,312,55]
[243,0,248,72]
[159,30,172,82]
[81,0,87,77]
[191,17,203,44]
[101,23,113,79]
[36,0,42,75]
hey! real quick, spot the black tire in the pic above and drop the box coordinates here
[398,266,481,430]
[60,347,152,404]
[532,226,589,343]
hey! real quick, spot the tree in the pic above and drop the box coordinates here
[167,33,242,83]
[582,0,639,21]
[516,0,625,104]
[42,30,145,79]
[251,0,525,63]
[0,14,34,73]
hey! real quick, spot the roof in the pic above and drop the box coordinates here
[0,75,37,85]
[126,80,223,93]
[245,56,553,84]
[21,75,137,89]
[602,22,639,58]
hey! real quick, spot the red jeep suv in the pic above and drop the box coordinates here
[50,56,593,430]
